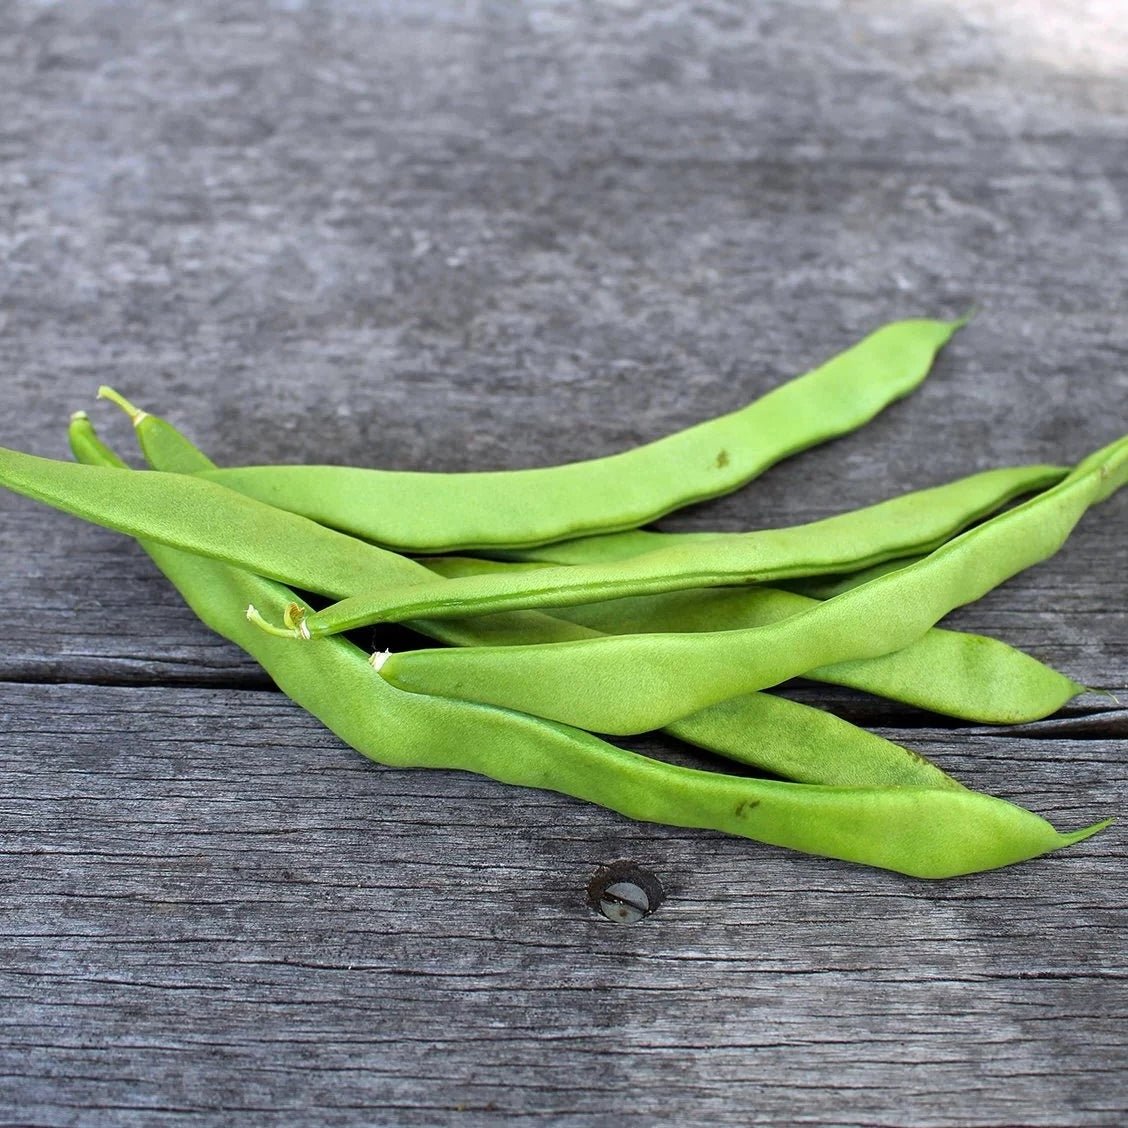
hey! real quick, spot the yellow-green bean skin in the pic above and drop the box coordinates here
[660,692,955,788]
[423,558,1084,724]
[62,422,1109,878]
[0,445,423,597]
[0,440,1064,653]
[11,422,961,786]
[102,397,1073,733]
[0,440,593,651]
[195,318,965,552]
[295,462,1067,634]
[483,527,729,565]
[109,406,961,789]
[417,564,967,786]
[66,412,130,470]
[780,554,931,600]
[379,434,1128,733]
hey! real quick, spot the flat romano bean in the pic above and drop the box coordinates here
[423,557,1084,724]
[378,433,1128,733]
[273,462,1067,636]
[189,318,966,552]
[8,421,990,785]
[102,398,961,788]
[64,414,1108,878]
[13,412,1086,729]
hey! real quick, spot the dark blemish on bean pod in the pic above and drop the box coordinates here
[734,799,761,817]
[716,449,730,468]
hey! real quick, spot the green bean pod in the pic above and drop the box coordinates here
[103,385,728,567]
[64,414,1108,879]
[423,557,1084,724]
[379,434,1128,733]
[66,412,130,469]
[190,317,965,552]
[283,462,1067,634]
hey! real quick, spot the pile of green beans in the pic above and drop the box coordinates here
[2,315,1121,880]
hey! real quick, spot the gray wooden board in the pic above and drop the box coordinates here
[1,0,1126,1124]
[2,684,1126,1128]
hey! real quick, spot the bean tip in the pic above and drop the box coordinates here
[950,305,980,332]
[1062,817,1114,847]
[1083,685,1121,706]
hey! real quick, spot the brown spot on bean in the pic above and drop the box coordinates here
[716,449,730,468]
[734,799,760,817]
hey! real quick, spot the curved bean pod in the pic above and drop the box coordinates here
[104,383,733,567]
[192,318,966,552]
[284,462,1067,635]
[66,411,129,469]
[423,557,1084,724]
[65,420,1107,878]
[379,434,1128,733]
[97,382,921,572]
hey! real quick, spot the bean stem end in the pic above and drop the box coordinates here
[245,603,310,640]
[97,385,149,426]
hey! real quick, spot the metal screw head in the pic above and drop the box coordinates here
[599,880,651,923]
[587,861,665,924]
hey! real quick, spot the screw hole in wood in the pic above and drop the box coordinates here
[587,860,664,924]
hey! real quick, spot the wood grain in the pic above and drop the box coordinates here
[2,684,1125,1127]
[0,0,1126,1123]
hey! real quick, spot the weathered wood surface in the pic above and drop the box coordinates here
[3,685,1126,1127]
[1,1,1126,1124]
